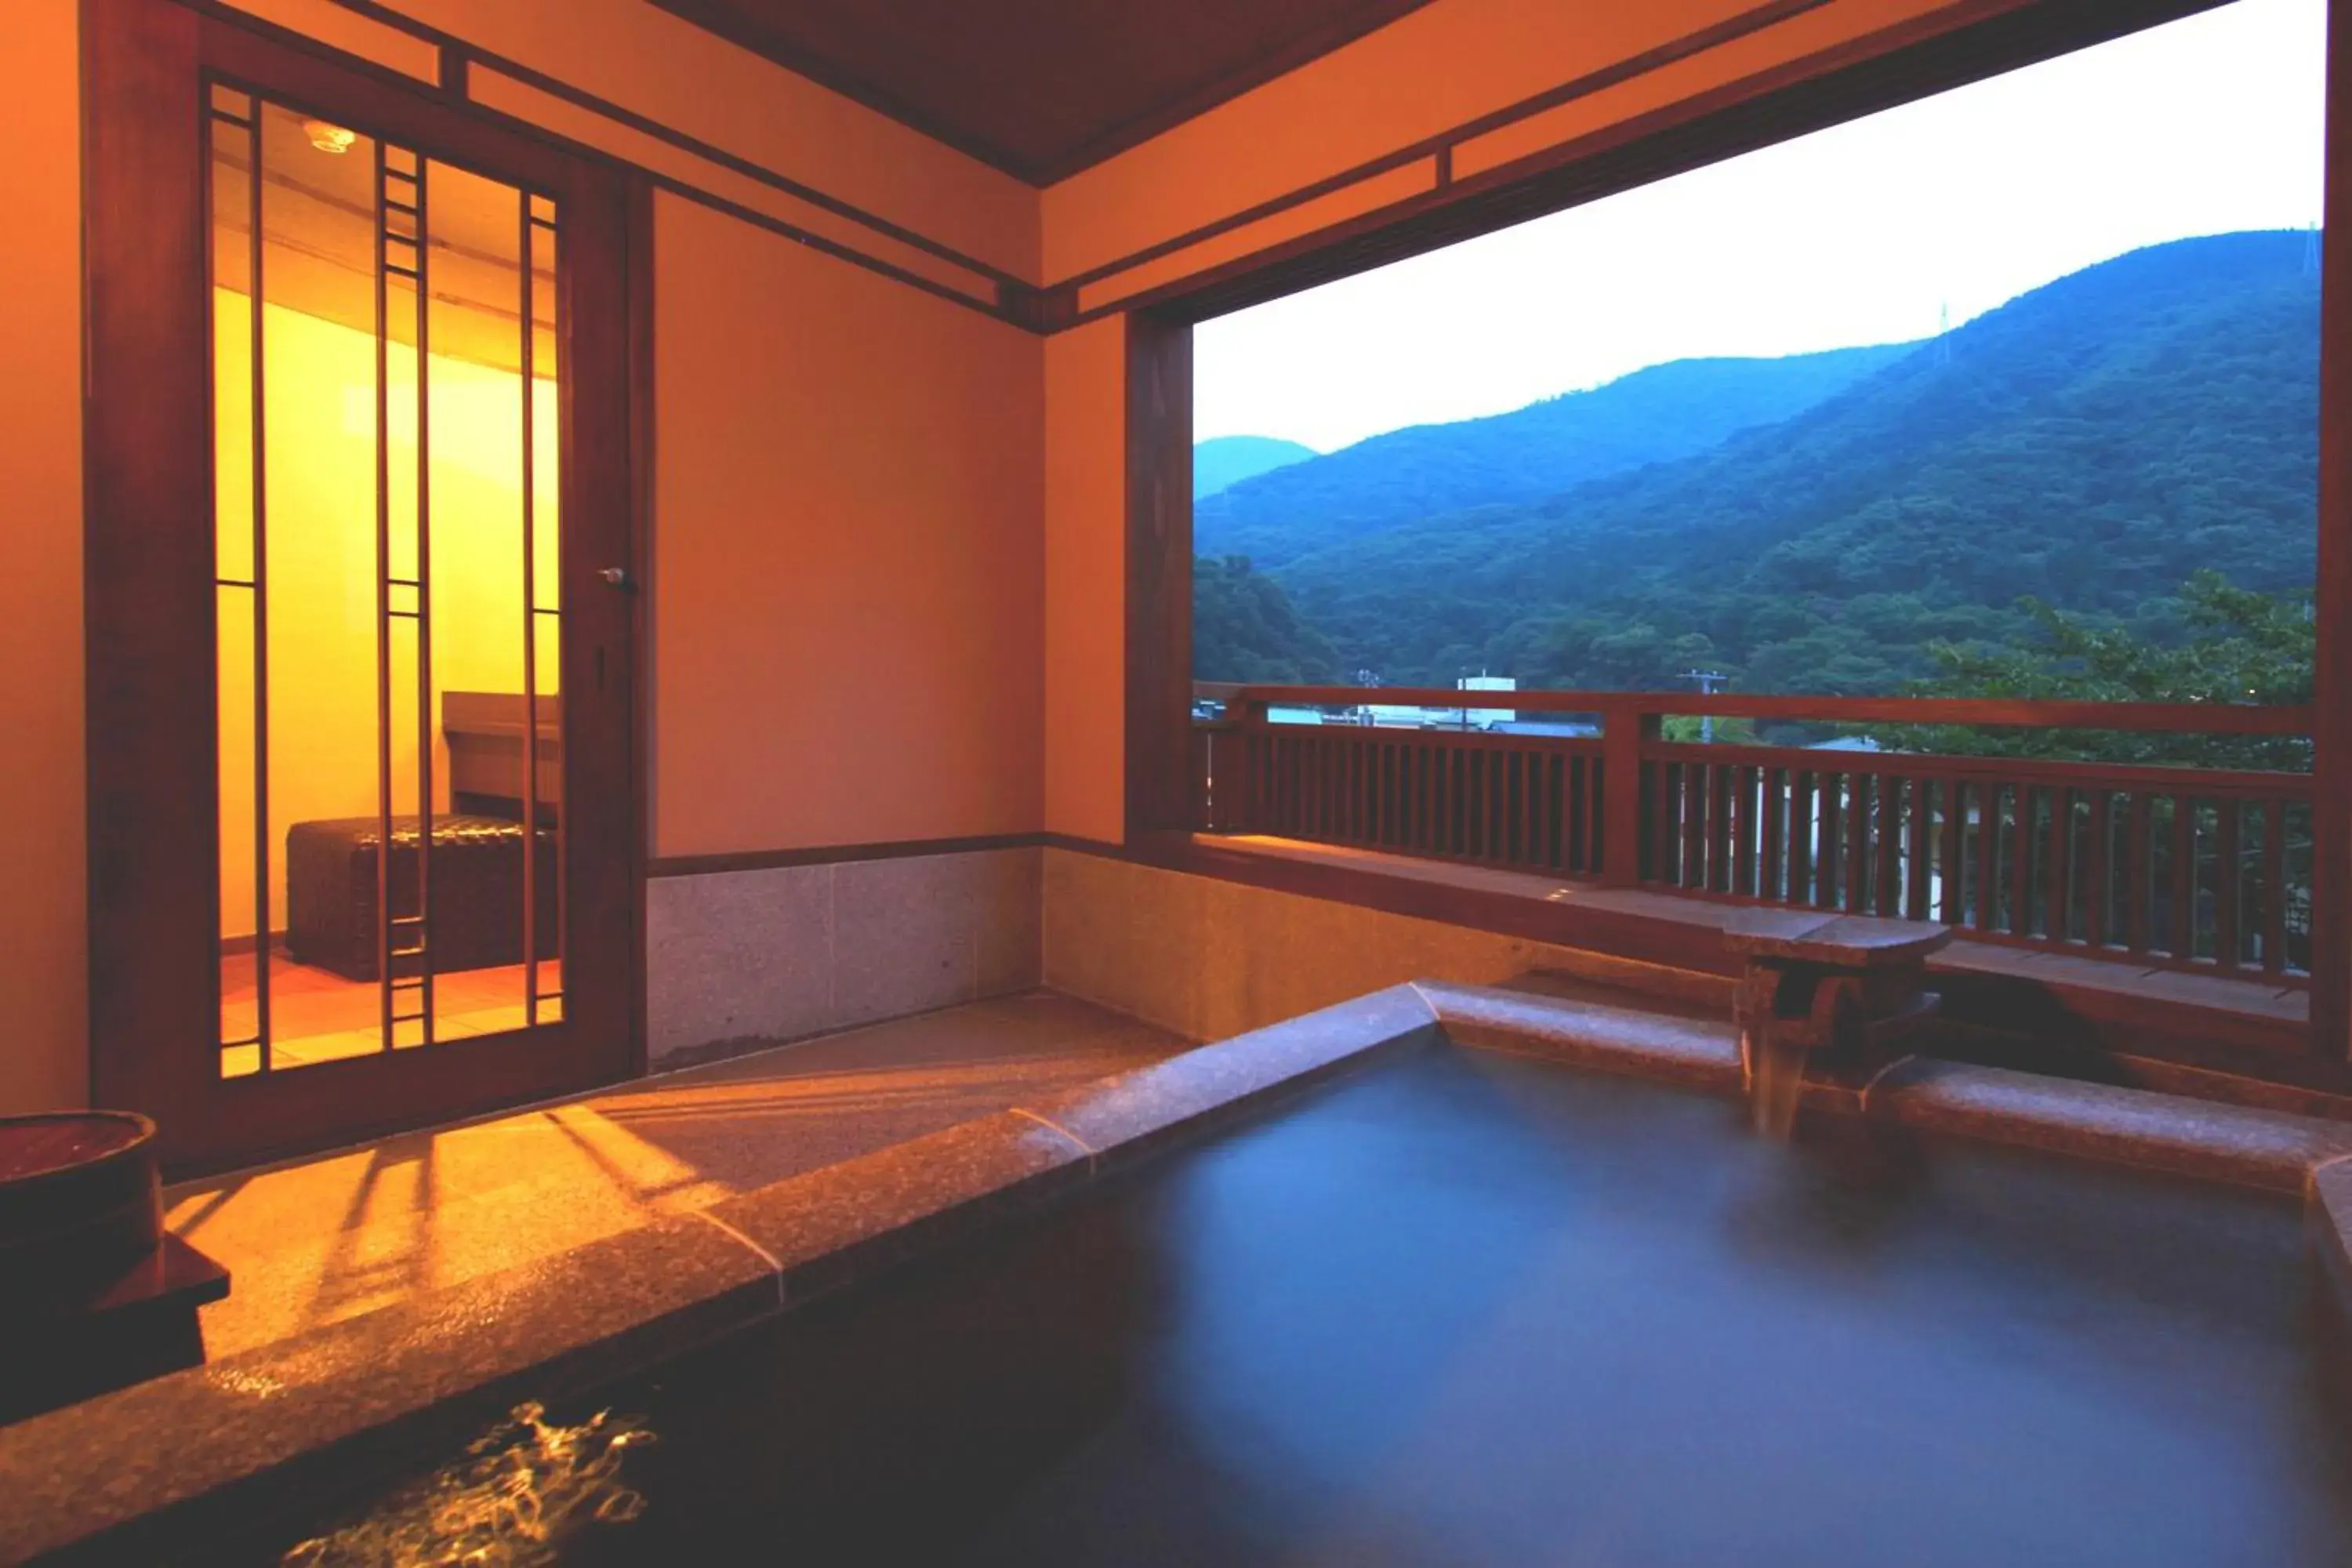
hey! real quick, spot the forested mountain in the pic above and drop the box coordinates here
[1194,343,1914,569]
[1196,231,2318,694]
[1193,557,1340,682]
[1196,435,1318,498]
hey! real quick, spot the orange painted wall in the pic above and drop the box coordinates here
[222,0,1040,281]
[652,193,1044,858]
[1041,0,1992,286]
[0,0,87,1113]
[1044,318,1128,844]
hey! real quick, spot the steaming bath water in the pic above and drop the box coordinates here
[279,1404,649,1567]
[278,1048,2352,1566]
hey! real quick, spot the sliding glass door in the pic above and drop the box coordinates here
[85,1,643,1173]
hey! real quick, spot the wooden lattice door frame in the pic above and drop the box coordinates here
[82,0,650,1174]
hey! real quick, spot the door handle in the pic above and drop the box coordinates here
[597,566,633,590]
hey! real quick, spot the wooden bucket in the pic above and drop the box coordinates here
[0,1112,164,1314]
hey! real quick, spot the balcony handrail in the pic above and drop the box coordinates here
[1639,741,2313,795]
[1201,683,2312,738]
[1189,682,2320,993]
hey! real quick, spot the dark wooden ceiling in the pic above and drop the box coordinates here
[646,0,1443,184]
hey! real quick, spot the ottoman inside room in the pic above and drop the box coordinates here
[284,815,559,982]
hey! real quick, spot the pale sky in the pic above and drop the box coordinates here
[1195,0,2327,454]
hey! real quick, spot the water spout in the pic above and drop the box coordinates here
[1747,1026,1811,1141]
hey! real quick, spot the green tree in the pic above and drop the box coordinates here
[1878,572,2312,769]
[1192,556,1341,684]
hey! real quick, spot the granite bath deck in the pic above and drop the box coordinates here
[165,992,1187,1362]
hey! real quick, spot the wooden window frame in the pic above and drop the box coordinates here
[1121,0,2352,1063]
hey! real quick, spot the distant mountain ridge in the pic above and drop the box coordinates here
[1194,343,1916,569]
[1195,435,1318,498]
[1193,230,2319,694]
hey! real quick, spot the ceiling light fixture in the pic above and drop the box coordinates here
[302,119,356,155]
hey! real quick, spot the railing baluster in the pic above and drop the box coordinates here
[1260,727,1277,833]
[2043,786,2071,944]
[1975,782,2002,935]
[1937,777,1963,924]
[2216,799,2242,971]
[1730,764,1755,898]
[1532,751,1552,870]
[2009,782,2035,937]
[1333,735,1345,840]
[1325,734,1340,840]
[2125,793,2152,956]
[1496,748,1513,865]
[2084,791,2111,950]
[1875,774,1904,916]
[1267,728,1283,833]
[1815,772,1842,909]
[1789,771,1814,904]
[1902,775,1928,920]
[1466,744,1482,859]
[1288,730,1303,835]
[1582,753,1597,875]
[1561,754,1579,873]
[1492,744,1507,862]
[2169,794,2197,963]
[1678,759,1702,890]
[1516,748,1533,866]
[2263,797,2288,975]
[1443,740,1457,856]
[1460,745,1477,859]
[1405,739,1418,851]
[1587,754,1606,879]
[1649,757,1669,885]
[1296,734,1313,838]
[1334,735,1348,840]
[1475,746,1494,862]
[1552,753,1569,872]
[1345,738,1364,846]
[1279,731,1297,837]
[1761,768,1785,902]
[1845,772,1866,911]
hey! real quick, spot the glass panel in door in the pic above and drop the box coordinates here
[208,86,565,1078]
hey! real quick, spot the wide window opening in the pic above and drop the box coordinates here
[1191,0,2323,976]
[209,85,564,1077]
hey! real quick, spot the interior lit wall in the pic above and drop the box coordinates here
[212,292,557,938]
[652,193,1045,858]
[0,0,85,1113]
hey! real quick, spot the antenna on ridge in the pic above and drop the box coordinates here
[1681,669,1729,745]
[1938,302,1952,365]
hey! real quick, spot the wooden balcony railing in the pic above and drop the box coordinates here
[1192,687,2316,985]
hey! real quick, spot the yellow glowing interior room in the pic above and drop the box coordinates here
[210,93,567,1074]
